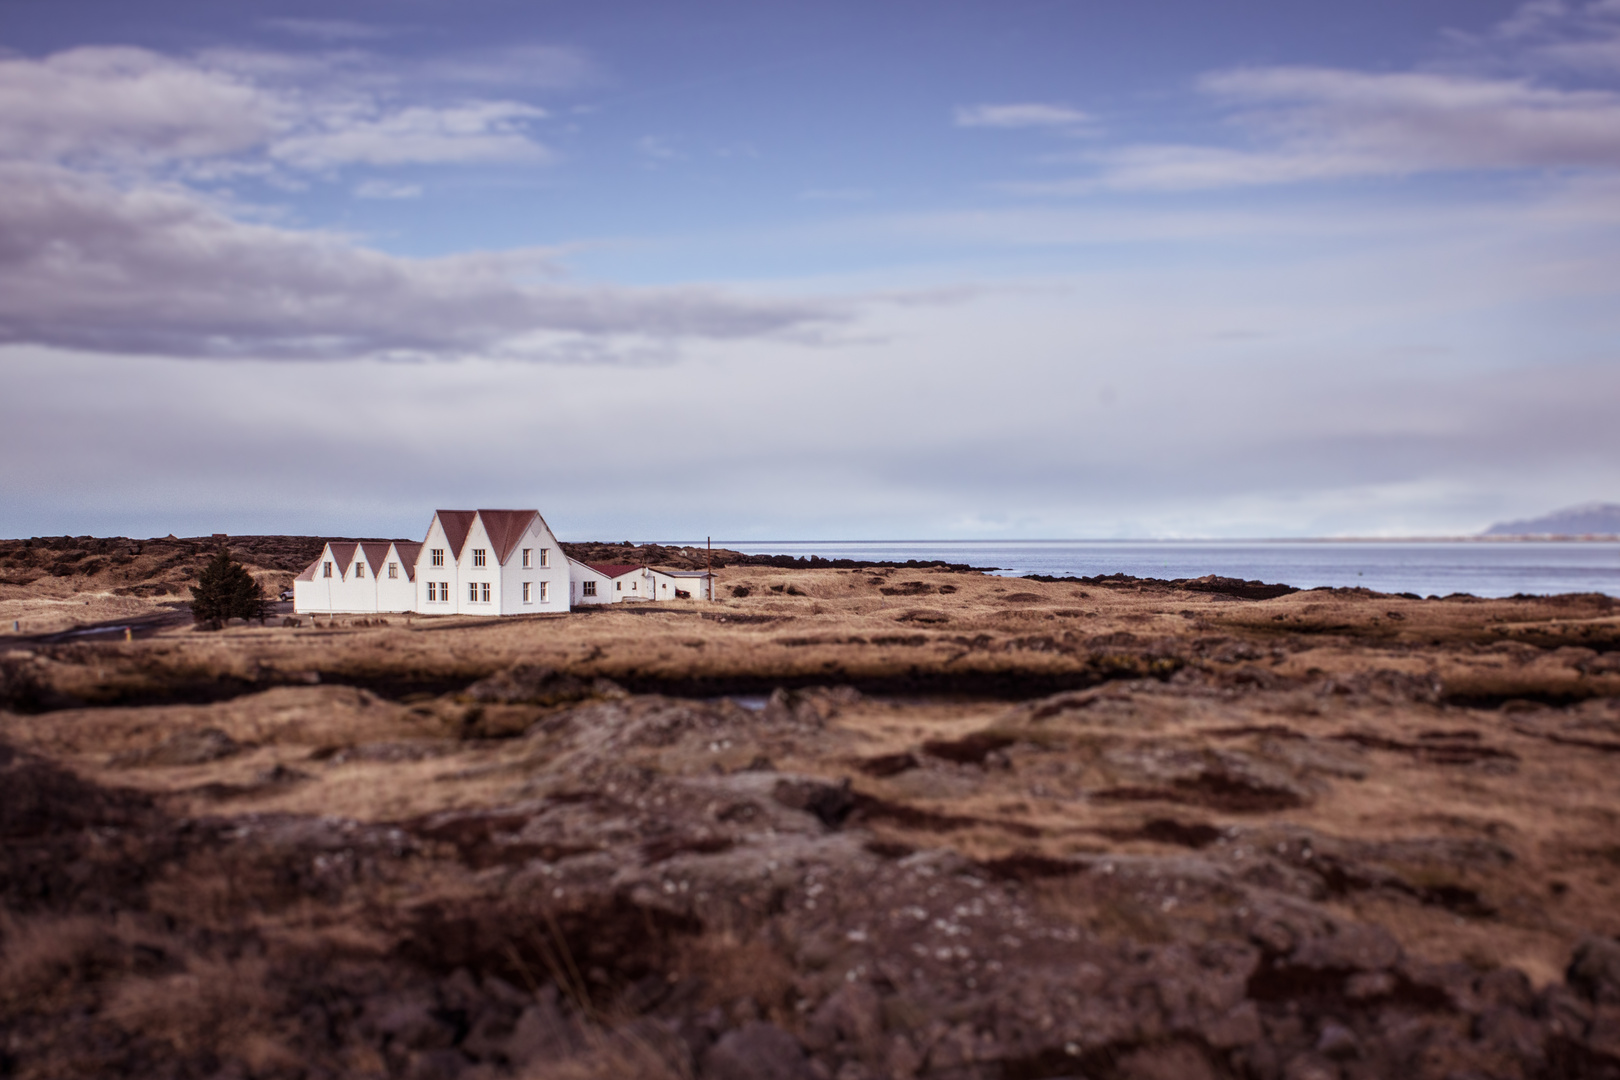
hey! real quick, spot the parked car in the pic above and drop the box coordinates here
[279,589,295,602]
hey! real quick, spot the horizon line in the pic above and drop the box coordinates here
[684,535,1620,545]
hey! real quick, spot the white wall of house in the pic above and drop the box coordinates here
[617,567,655,601]
[332,546,374,612]
[415,517,461,615]
[567,558,615,606]
[455,516,500,616]
[294,542,410,614]
[292,548,338,613]
[376,543,417,612]
[499,519,567,616]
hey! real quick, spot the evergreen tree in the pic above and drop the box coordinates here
[190,546,267,627]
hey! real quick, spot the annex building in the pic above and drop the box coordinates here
[293,509,713,616]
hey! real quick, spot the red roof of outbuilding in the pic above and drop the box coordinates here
[295,558,320,582]
[587,563,643,579]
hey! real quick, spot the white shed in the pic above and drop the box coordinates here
[647,568,714,601]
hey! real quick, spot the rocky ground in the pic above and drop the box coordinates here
[3,560,1620,1079]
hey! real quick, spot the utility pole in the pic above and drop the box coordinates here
[707,536,712,600]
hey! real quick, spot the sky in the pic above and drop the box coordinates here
[2,0,1619,541]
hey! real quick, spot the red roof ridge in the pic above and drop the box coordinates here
[587,563,643,579]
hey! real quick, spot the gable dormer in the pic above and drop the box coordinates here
[435,511,477,561]
[326,542,360,581]
[477,510,540,566]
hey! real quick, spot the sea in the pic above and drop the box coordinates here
[713,540,1620,599]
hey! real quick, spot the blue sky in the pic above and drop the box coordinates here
[2,1,1618,540]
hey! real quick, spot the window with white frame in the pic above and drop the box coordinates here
[522,581,531,602]
[540,581,548,601]
[323,561,333,578]
[481,582,491,602]
[427,582,438,601]
[431,548,444,567]
[616,581,621,591]
[468,581,478,602]
[388,563,398,579]
[472,548,487,567]
[522,548,532,568]
[582,581,597,597]
[540,548,550,568]
[440,581,448,599]
[355,562,365,578]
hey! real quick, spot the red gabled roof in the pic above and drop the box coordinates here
[295,557,320,582]
[588,563,643,579]
[359,542,393,575]
[433,511,477,560]
[477,510,538,566]
[394,542,422,581]
[327,542,359,579]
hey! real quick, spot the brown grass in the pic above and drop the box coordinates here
[4,566,1620,1074]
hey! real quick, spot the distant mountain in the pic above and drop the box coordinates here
[1483,502,1620,537]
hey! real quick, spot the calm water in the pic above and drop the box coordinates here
[715,540,1620,598]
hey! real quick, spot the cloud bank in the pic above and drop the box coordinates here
[0,45,836,361]
[0,164,835,360]
[0,46,561,171]
[987,1,1620,192]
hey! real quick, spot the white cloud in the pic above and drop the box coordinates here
[354,179,422,199]
[0,46,557,176]
[954,102,1091,130]
[272,101,550,169]
[0,164,840,361]
[1495,0,1574,40]
[1075,67,1620,191]
[0,47,279,164]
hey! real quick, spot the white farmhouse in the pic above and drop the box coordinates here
[293,508,711,616]
[413,509,568,616]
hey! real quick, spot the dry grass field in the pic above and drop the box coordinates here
[4,556,1620,1079]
